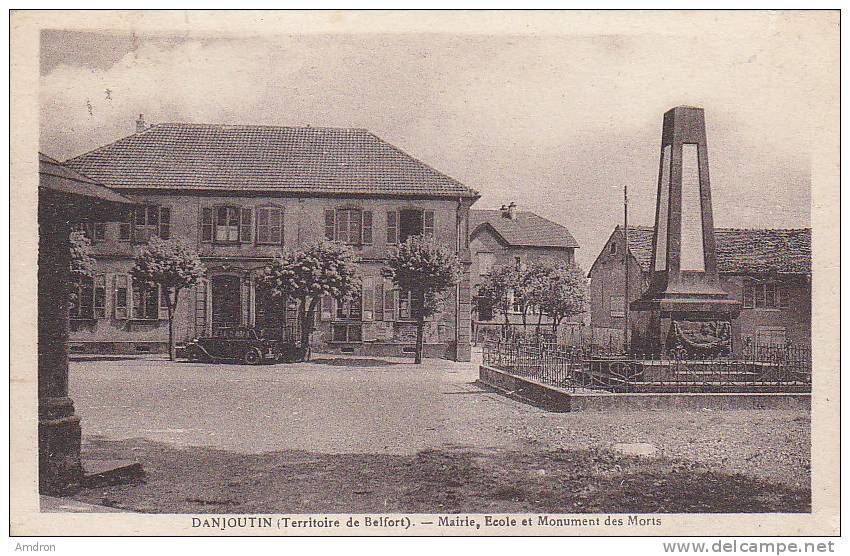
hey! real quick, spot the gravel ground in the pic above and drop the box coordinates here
[65,353,810,513]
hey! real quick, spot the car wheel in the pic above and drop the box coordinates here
[243,348,262,365]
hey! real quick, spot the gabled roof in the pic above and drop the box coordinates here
[63,123,479,199]
[609,225,811,275]
[470,210,579,249]
[39,152,133,205]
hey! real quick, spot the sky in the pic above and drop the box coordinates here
[39,23,822,270]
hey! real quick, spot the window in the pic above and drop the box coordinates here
[756,327,787,347]
[119,212,132,242]
[387,209,435,244]
[362,277,375,321]
[332,323,362,342]
[479,253,496,276]
[114,275,129,319]
[610,242,617,255]
[324,209,372,245]
[743,280,787,309]
[159,208,171,239]
[129,206,170,242]
[387,211,398,244]
[398,290,412,320]
[216,207,240,243]
[201,208,213,242]
[132,278,159,320]
[256,207,283,245]
[134,205,160,243]
[72,222,106,242]
[609,295,625,318]
[336,296,363,320]
[70,275,106,319]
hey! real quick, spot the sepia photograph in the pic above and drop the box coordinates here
[9,9,840,538]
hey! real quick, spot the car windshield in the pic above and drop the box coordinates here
[215,328,256,339]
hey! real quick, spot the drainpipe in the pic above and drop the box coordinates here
[456,198,462,358]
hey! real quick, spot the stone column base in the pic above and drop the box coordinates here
[38,397,82,495]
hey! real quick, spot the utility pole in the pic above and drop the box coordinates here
[624,183,630,353]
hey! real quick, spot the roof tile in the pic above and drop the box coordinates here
[64,123,479,198]
[471,210,579,249]
[620,225,811,275]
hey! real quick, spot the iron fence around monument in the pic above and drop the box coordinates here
[482,339,811,394]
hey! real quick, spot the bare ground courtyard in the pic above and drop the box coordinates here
[63,352,810,513]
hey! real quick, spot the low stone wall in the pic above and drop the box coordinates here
[479,365,811,412]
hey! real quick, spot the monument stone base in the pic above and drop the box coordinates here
[631,297,740,357]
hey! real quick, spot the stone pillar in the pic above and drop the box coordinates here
[455,266,473,362]
[631,107,740,356]
[38,193,82,494]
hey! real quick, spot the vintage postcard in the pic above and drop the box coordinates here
[9,10,840,538]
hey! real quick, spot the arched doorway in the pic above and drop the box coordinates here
[211,275,241,333]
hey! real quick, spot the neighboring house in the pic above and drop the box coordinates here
[589,225,811,353]
[469,203,579,326]
[63,120,479,361]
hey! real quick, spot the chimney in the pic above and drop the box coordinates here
[507,202,517,220]
[135,114,146,133]
[499,204,509,218]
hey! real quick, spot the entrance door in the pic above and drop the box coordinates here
[255,284,285,339]
[212,275,241,332]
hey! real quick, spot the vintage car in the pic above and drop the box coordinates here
[185,326,280,364]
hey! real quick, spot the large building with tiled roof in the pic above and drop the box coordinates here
[63,118,480,361]
[588,225,811,353]
[469,203,580,331]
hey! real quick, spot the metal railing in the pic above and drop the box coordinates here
[482,339,812,393]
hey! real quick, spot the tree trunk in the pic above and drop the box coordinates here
[167,288,178,361]
[414,314,425,364]
[298,297,311,362]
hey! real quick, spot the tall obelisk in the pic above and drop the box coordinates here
[631,106,740,356]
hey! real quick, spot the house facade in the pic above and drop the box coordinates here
[469,204,580,334]
[63,122,479,361]
[589,225,811,354]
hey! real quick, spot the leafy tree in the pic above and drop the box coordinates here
[476,264,521,325]
[70,230,95,282]
[69,230,96,308]
[384,236,462,364]
[537,262,588,335]
[131,237,206,361]
[523,260,556,334]
[262,240,361,361]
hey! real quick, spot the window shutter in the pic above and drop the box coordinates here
[240,208,252,243]
[374,281,384,321]
[201,207,213,242]
[158,286,170,320]
[320,294,333,320]
[387,211,398,244]
[424,210,435,239]
[324,210,336,241]
[114,274,129,319]
[93,275,107,318]
[159,207,171,239]
[362,211,373,245]
[275,208,284,245]
[194,282,207,336]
